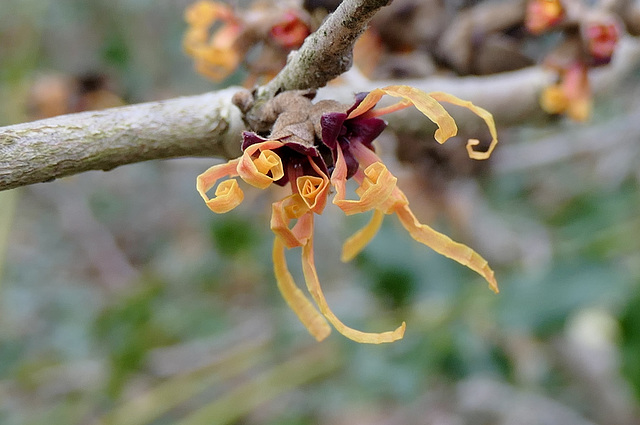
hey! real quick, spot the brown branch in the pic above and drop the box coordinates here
[261,0,392,96]
[0,0,392,192]
[0,89,244,191]
[1,0,639,192]
[240,0,393,132]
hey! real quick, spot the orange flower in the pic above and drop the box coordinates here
[183,1,243,81]
[270,11,310,49]
[197,85,498,343]
[183,1,312,83]
[541,62,591,121]
[525,0,564,35]
[583,18,620,66]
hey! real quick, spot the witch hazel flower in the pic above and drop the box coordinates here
[183,1,311,83]
[197,85,498,344]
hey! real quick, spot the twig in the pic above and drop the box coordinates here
[240,0,393,132]
[260,0,392,97]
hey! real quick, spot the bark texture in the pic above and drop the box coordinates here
[0,89,243,191]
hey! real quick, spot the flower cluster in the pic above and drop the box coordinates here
[525,0,622,121]
[183,1,311,84]
[197,86,498,344]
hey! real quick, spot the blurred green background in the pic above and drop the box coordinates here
[2,1,640,424]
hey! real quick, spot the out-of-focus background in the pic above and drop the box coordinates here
[2,0,640,424]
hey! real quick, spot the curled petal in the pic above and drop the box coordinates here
[301,234,406,344]
[183,27,210,52]
[296,159,330,214]
[297,176,328,213]
[255,150,285,180]
[184,1,234,27]
[540,84,568,114]
[429,92,498,160]
[206,179,244,213]
[271,195,312,248]
[183,1,243,81]
[393,201,499,293]
[341,209,385,263]
[237,141,285,188]
[192,49,241,81]
[347,85,458,145]
[196,158,243,213]
[332,145,397,216]
[273,238,331,341]
[525,0,564,34]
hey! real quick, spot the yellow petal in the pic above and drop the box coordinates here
[296,162,330,214]
[428,92,498,160]
[341,209,385,262]
[183,1,242,81]
[540,85,568,114]
[301,233,406,344]
[567,98,592,122]
[347,85,458,145]
[394,202,499,293]
[184,1,230,27]
[271,195,312,248]
[237,141,285,189]
[332,146,396,216]
[206,179,244,213]
[196,158,244,213]
[273,238,331,341]
[192,48,241,81]
[183,27,210,53]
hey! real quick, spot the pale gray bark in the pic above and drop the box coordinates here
[0,89,244,191]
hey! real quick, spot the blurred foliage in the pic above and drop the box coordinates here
[621,293,640,400]
[1,0,640,424]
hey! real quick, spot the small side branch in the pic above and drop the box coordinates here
[261,0,392,97]
[239,0,393,132]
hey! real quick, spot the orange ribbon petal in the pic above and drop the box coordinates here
[341,209,385,263]
[347,85,458,145]
[296,158,331,214]
[196,158,244,213]
[273,237,331,341]
[346,86,497,160]
[192,48,242,81]
[237,140,285,189]
[393,200,499,293]
[183,1,243,81]
[429,92,498,160]
[271,195,313,248]
[297,175,329,213]
[301,231,406,344]
[184,1,233,28]
[332,145,397,216]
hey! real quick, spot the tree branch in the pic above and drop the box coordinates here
[0,89,244,191]
[239,0,393,132]
[1,0,640,192]
[261,0,392,96]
